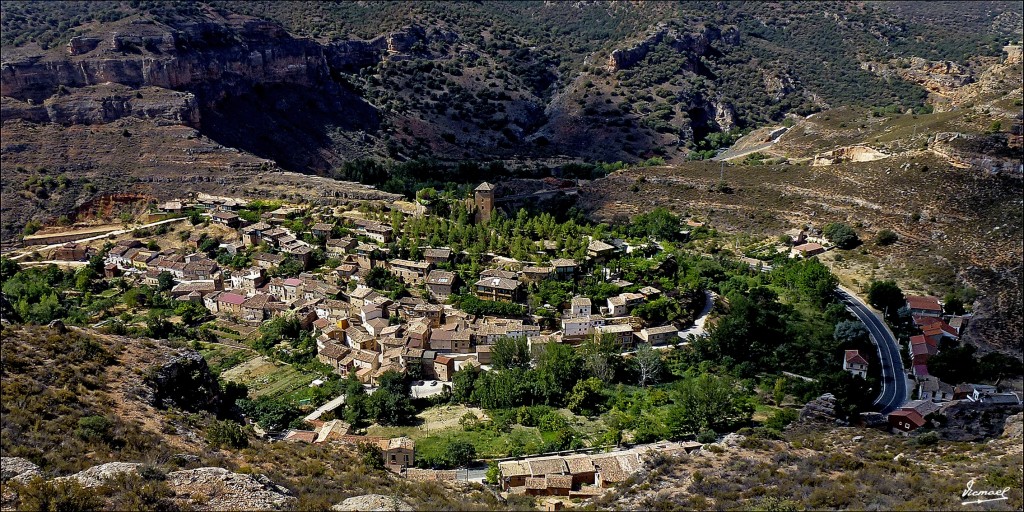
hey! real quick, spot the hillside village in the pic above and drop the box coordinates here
[94,184,700,388]
[6,177,1019,500]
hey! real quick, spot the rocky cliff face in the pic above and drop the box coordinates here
[1,84,199,126]
[142,349,224,413]
[860,57,974,96]
[606,24,740,72]
[0,15,330,106]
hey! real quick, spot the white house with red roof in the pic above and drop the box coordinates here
[843,349,868,378]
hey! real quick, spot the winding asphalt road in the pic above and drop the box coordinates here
[836,286,907,414]
[747,262,907,413]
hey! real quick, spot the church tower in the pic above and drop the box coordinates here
[474,182,494,224]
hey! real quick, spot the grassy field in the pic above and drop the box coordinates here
[220,355,314,399]
[367,405,560,460]
[197,341,256,375]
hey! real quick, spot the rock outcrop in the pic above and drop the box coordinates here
[143,349,223,412]
[937,402,1024,442]
[606,24,740,72]
[799,393,839,424]
[2,461,295,511]
[332,494,415,512]
[860,57,974,95]
[53,462,142,488]
[1,457,41,484]
[1,85,199,126]
[0,15,330,105]
[1001,412,1023,439]
[167,467,295,511]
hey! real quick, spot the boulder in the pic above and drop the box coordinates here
[332,494,415,511]
[799,393,839,424]
[53,462,142,488]
[1,457,41,483]
[143,350,223,412]
[167,467,295,510]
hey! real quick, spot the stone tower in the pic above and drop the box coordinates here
[474,182,495,224]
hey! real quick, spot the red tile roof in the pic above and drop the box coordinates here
[906,295,942,312]
[845,350,868,365]
[793,242,824,252]
[889,409,926,428]
[219,293,247,305]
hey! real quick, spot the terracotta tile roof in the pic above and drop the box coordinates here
[498,460,531,477]
[318,343,349,360]
[476,276,521,290]
[592,456,626,483]
[563,455,596,474]
[528,457,568,476]
[423,248,452,259]
[546,475,573,489]
[480,269,518,280]
[889,409,925,427]
[793,242,823,252]
[426,270,455,285]
[218,293,247,305]
[525,477,547,490]
[283,430,317,443]
[845,350,868,365]
[906,295,942,312]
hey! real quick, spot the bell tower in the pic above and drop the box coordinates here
[474,182,494,223]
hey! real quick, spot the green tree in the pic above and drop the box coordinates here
[452,365,480,404]
[942,294,965,315]
[533,342,584,405]
[358,442,385,470]
[0,257,20,283]
[174,301,210,325]
[343,373,369,427]
[834,320,869,345]
[156,271,175,292]
[491,336,531,370]
[206,419,249,448]
[566,377,606,416]
[875,229,898,246]
[665,373,753,438]
[440,439,477,468]
[74,266,98,292]
[866,280,904,316]
[823,222,860,249]
[368,371,415,426]
[237,396,302,431]
[580,333,621,383]
[485,461,500,485]
[817,371,873,420]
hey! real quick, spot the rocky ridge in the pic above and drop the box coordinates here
[331,494,415,512]
[605,24,741,72]
[0,458,295,511]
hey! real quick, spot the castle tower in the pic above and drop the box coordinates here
[474,182,495,224]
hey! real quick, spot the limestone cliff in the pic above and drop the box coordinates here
[1,15,329,105]
[606,24,741,72]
